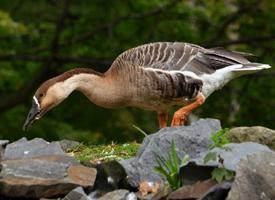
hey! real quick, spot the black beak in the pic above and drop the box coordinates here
[23,99,41,131]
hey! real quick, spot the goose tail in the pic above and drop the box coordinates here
[232,63,271,75]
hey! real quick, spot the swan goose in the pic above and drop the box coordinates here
[23,42,271,131]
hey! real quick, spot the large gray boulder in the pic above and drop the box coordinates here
[191,142,272,171]
[227,151,275,200]
[228,126,275,150]
[120,118,221,187]
[180,142,272,185]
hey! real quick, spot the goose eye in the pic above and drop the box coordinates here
[39,93,44,97]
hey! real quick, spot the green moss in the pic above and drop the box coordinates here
[68,142,140,162]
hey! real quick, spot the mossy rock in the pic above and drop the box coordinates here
[227,126,275,150]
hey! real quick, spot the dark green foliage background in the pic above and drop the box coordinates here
[0,0,274,143]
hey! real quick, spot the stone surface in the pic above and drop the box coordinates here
[0,155,97,198]
[62,187,89,200]
[226,151,275,200]
[167,179,216,200]
[0,140,9,161]
[0,140,9,146]
[228,126,275,150]
[0,137,97,199]
[3,137,65,160]
[190,142,272,171]
[97,189,130,200]
[120,118,221,187]
[58,139,80,152]
[82,160,131,197]
[198,182,232,200]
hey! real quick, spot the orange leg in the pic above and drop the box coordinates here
[171,94,205,127]
[158,112,168,128]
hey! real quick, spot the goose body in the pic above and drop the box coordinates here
[23,42,271,131]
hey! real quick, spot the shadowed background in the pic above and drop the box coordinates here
[0,0,274,143]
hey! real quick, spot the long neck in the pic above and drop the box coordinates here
[60,70,126,108]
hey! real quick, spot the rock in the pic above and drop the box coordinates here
[226,151,275,200]
[62,187,89,200]
[190,142,272,171]
[97,189,130,200]
[97,160,130,189]
[198,182,231,200]
[228,126,275,150]
[120,118,221,187]
[0,140,9,146]
[179,142,271,185]
[3,137,65,160]
[0,137,97,199]
[180,163,215,185]
[82,160,131,197]
[136,181,167,199]
[127,192,138,200]
[167,179,216,200]
[0,140,9,161]
[58,139,80,152]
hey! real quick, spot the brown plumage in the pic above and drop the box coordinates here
[23,42,271,131]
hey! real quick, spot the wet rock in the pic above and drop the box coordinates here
[198,182,231,200]
[228,126,275,150]
[120,118,221,187]
[58,139,80,152]
[97,189,130,200]
[97,160,130,189]
[3,137,64,160]
[82,160,131,197]
[61,187,89,200]
[227,151,275,200]
[167,179,216,200]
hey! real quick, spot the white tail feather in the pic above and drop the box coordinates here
[232,63,271,72]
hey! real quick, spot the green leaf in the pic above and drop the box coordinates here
[132,125,148,137]
[171,141,180,169]
[211,168,235,183]
[153,140,189,190]
[181,154,190,166]
[209,128,230,150]
[154,166,169,177]
[204,152,217,164]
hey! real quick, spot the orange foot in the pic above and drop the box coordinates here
[171,111,188,126]
[171,94,205,127]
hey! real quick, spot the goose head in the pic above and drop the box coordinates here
[23,77,73,131]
